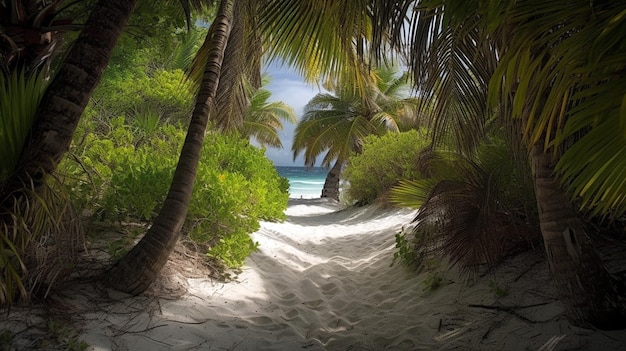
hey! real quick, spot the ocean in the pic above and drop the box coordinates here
[275,166,328,199]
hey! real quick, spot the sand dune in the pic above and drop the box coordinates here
[4,199,625,350]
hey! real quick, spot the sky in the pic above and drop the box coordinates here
[259,62,324,167]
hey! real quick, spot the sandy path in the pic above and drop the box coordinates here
[71,199,625,350]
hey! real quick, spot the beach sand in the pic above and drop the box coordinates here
[4,198,626,350]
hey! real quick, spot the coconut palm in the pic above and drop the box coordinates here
[104,0,384,293]
[0,0,139,304]
[104,0,235,294]
[493,1,626,328]
[3,0,138,194]
[292,66,418,200]
[372,0,626,328]
[187,0,263,132]
[242,78,296,148]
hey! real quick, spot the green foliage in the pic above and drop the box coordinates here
[423,272,444,291]
[0,69,47,182]
[392,227,418,267]
[1,182,82,305]
[389,137,539,274]
[343,129,430,204]
[60,116,288,269]
[422,259,446,291]
[292,66,418,169]
[207,230,260,269]
[107,227,142,260]
[93,68,194,123]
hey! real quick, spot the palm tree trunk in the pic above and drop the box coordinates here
[104,0,235,295]
[321,159,342,201]
[6,0,138,192]
[531,144,626,329]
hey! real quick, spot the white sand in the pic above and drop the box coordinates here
[4,199,625,350]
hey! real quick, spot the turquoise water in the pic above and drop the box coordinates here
[276,166,328,199]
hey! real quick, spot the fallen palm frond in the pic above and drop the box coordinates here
[390,141,540,274]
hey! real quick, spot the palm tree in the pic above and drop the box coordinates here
[104,0,382,293]
[104,0,235,294]
[2,0,138,194]
[241,78,296,148]
[0,0,139,304]
[371,0,626,328]
[292,66,418,200]
[494,1,626,329]
[188,0,263,132]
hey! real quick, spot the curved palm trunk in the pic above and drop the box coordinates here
[6,0,138,192]
[104,0,234,294]
[321,159,342,201]
[531,145,626,329]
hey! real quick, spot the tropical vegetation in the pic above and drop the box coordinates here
[0,0,624,334]
[292,66,419,200]
[368,0,626,328]
[342,129,429,204]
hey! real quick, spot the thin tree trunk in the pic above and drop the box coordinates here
[104,0,235,294]
[531,144,626,329]
[5,0,138,192]
[321,159,342,201]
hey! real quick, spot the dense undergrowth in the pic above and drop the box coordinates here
[59,112,289,269]
[343,131,540,273]
[342,129,430,204]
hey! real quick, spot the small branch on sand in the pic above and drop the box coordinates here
[514,260,544,282]
[482,318,504,341]
[111,323,168,337]
[164,318,212,325]
[468,303,551,324]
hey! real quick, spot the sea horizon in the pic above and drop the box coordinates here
[275,166,328,199]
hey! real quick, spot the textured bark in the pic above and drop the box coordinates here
[213,0,262,131]
[104,0,235,295]
[531,145,626,329]
[321,159,342,201]
[7,0,138,191]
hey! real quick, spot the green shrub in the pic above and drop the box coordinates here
[343,129,430,204]
[60,117,288,268]
[93,68,194,123]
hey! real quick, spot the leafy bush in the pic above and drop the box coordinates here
[60,116,288,268]
[342,129,430,204]
[389,137,540,274]
[93,68,194,123]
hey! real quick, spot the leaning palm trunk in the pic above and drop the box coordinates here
[321,159,342,201]
[0,0,138,304]
[5,0,138,193]
[531,145,626,329]
[104,0,234,294]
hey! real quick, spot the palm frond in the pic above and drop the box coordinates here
[379,3,498,154]
[259,0,375,95]
[390,142,539,274]
[389,178,437,209]
[0,69,48,183]
[243,81,296,148]
[490,1,626,218]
